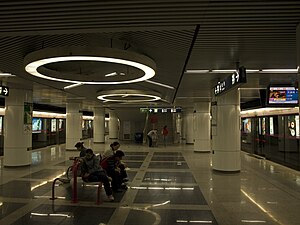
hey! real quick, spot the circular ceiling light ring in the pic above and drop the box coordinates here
[97,89,161,103]
[24,47,156,85]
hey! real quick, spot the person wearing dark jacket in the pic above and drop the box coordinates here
[75,142,87,157]
[81,149,114,201]
[101,150,128,192]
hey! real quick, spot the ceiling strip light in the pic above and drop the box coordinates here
[104,72,117,77]
[260,69,298,73]
[185,70,210,73]
[0,73,15,77]
[144,80,175,89]
[212,69,236,73]
[63,83,84,90]
[185,68,296,74]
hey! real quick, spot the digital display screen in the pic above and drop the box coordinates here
[51,119,57,132]
[32,118,42,133]
[242,118,251,133]
[270,117,274,135]
[58,119,64,130]
[268,86,298,105]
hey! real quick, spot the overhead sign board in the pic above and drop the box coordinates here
[140,107,182,113]
[0,86,9,96]
[214,67,247,96]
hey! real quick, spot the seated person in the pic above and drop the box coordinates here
[102,141,120,158]
[101,150,128,192]
[75,142,87,157]
[81,149,114,201]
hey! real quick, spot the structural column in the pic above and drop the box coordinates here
[297,23,300,108]
[93,107,105,143]
[66,102,82,150]
[4,88,32,166]
[109,110,119,140]
[297,23,300,69]
[194,102,211,152]
[184,108,194,144]
[212,89,241,171]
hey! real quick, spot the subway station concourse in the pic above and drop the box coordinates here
[1,1,300,225]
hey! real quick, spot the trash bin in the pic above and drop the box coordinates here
[135,132,143,143]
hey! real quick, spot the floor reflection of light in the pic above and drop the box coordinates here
[144,177,173,182]
[147,200,170,209]
[241,189,283,225]
[241,220,266,223]
[34,195,66,199]
[31,181,48,191]
[148,187,164,190]
[176,220,212,223]
[31,213,72,218]
[47,172,67,182]
[130,186,194,191]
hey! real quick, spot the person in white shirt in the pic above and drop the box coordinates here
[102,141,120,158]
[147,129,157,147]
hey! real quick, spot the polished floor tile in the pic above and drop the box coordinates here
[124,161,143,168]
[1,142,300,225]
[22,169,66,179]
[148,161,189,169]
[125,209,218,225]
[153,152,183,156]
[0,180,52,198]
[0,202,26,219]
[11,204,115,225]
[124,155,147,160]
[133,186,207,205]
[151,156,185,161]
[143,171,196,183]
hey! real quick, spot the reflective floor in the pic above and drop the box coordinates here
[1,140,300,225]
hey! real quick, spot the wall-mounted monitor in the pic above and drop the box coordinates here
[32,118,42,133]
[267,85,298,106]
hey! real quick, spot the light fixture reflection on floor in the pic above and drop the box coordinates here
[97,89,161,103]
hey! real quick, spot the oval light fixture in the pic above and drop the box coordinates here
[24,46,156,85]
[97,89,161,103]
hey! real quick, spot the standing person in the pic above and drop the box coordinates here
[147,129,157,147]
[75,142,87,157]
[81,149,114,201]
[162,125,169,147]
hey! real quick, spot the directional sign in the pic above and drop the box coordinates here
[214,66,247,96]
[140,107,182,113]
[0,86,9,96]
